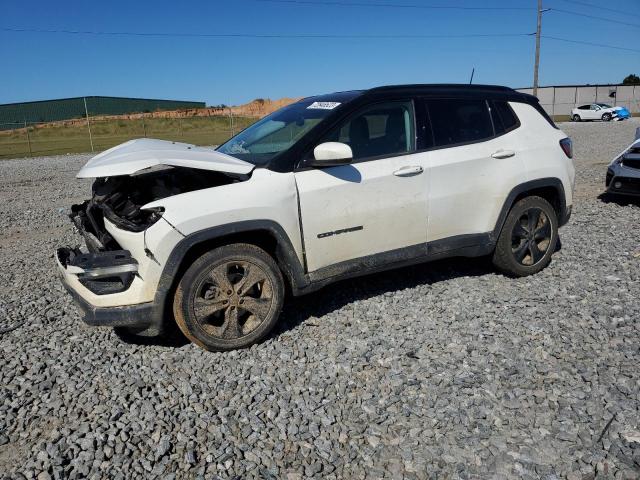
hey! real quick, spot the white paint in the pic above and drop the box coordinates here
[423,101,573,243]
[76,138,254,178]
[144,168,305,265]
[294,153,429,272]
[313,142,353,161]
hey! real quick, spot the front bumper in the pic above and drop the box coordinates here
[56,247,155,330]
[606,165,640,197]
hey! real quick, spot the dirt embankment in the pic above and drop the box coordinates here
[4,97,301,133]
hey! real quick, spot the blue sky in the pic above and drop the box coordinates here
[1,0,639,106]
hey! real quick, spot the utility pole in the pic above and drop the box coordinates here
[533,1,550,97]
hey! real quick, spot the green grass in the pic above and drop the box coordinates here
[0,116,256,159]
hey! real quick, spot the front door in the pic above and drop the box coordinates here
[294,100,429,272]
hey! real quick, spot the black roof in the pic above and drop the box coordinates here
[301,84,534,105]
[367,83,514,94]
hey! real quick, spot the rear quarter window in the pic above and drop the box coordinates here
[490,100,520,135]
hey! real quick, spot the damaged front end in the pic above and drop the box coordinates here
[68,166,235,251]
[56,138,255,332]
[59,166,243,294]
[606,128,640,196]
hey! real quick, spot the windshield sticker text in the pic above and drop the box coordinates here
[307,102,341,110]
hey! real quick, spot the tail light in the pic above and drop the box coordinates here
[559,138,573,159]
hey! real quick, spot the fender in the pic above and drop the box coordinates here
[146,220,309,333]
[491,177,569,243]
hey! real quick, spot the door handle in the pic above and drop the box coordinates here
[491,149,516,159]
[393,165,424,177]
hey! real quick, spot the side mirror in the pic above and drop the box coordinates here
[310,142,353,167]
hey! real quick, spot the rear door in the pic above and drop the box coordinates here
[422,97,526,243]
[294,100,429,272]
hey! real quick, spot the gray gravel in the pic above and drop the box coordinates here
[1,119,640,479]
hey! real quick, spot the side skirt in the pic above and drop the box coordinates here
[295,233,494,295]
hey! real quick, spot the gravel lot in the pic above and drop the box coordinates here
[1,119,639,480]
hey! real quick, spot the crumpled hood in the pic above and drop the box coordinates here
[77,138,254,178]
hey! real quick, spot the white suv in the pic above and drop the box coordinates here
[57,84,575,351]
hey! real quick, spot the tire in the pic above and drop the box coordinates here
[572,114,581,122]
[492,196,558,277]
[602,113,612,122]
[173,243,284,351]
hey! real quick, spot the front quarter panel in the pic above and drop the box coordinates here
[145,169,304,264]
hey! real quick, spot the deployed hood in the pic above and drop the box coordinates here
[77,138,254,178]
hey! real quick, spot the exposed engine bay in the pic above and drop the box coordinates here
[70,166,245,252]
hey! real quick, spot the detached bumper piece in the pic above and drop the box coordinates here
[56,247,154,329]
[57,247,137,294]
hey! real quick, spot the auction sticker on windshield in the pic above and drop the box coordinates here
[307,102,341,110]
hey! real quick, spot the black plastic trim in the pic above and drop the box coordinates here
[491,177,569,234]
[148,220,309,333]
[303,233,495,294]
[606,176,640,196]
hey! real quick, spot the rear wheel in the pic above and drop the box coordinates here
[173,244,284,351]
[492,196,558,277]
[572,114,581,122]
[602,112,612,122]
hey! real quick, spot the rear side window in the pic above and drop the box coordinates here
[427,99,493,147]
[490,101,519,135]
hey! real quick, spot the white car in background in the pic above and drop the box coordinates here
[571,103,631,122]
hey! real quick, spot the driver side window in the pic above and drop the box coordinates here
[319,101,415,161]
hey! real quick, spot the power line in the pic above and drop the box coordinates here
[550,8,640,28]
[0,27,531,39]
[554,0,640,19]
[3,27,639,54]
[254,0,535,10]
[542,35,640,53]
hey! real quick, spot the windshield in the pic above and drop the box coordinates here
[597,103,612,108]
[217,100,340,166]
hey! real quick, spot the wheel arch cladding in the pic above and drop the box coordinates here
[150,220,308,331]
[493,178,567,240]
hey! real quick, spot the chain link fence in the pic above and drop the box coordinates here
[0,112,255,159]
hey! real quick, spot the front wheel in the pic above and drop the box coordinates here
[602,113,612,122]
[492,196,558,277]
[173,243,284,351]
